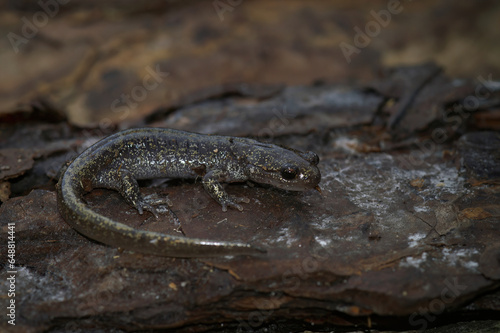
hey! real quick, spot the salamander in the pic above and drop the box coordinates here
[57,127,321,257]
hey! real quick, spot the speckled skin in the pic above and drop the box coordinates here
[57,128,321,257]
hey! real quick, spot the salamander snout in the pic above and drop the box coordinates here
[244,144,322,192]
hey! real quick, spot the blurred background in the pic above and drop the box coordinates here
[1,0,499,126]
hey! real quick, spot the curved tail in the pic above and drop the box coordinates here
[56,163,265,258]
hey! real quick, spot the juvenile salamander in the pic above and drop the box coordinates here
[57,128,321,257]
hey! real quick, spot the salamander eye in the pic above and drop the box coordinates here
[281,165,298,180]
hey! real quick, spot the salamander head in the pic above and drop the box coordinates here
[243,142,321,191]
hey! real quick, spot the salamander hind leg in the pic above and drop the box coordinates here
[202,170,250,212]
[94,168,170,218]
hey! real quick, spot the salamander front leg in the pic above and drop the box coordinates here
[202,170,250,212]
